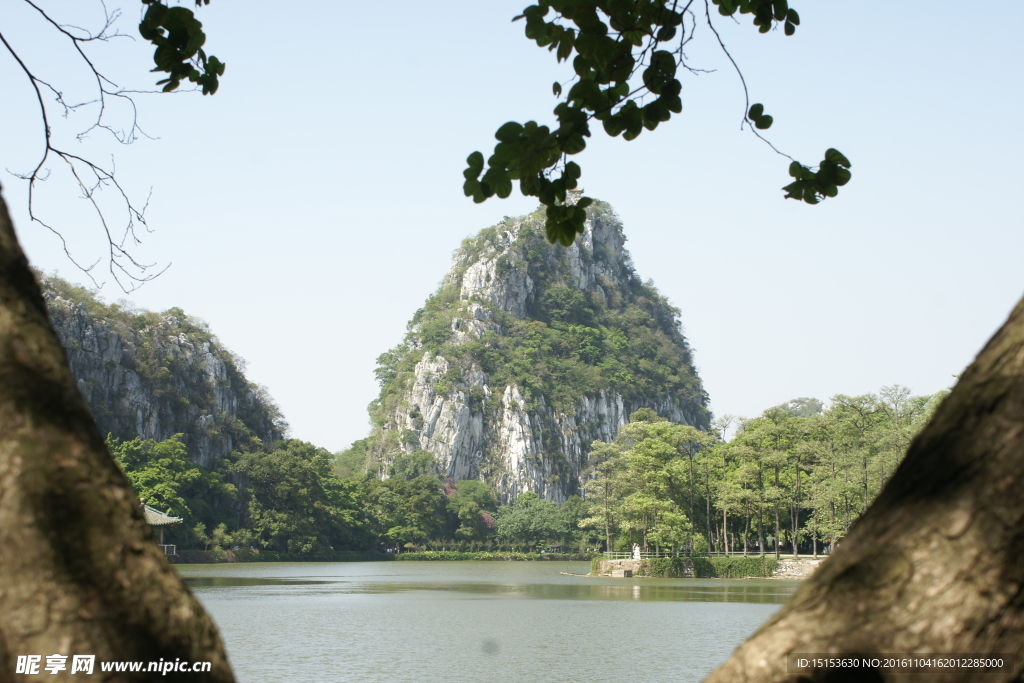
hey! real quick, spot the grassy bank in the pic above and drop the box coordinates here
[395,551,598,562]
[172,549,598,564]
[172,549,394,564]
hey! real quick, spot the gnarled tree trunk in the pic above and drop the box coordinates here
[706,294,1024,682]
[0,189,235,682]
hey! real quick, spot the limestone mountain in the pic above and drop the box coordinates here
[40,274,285,467]
[364,200,709,502]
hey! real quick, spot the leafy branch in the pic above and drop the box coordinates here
[139,0,224,94]
[464,0,851,247]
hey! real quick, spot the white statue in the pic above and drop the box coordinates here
[632,543,641,560]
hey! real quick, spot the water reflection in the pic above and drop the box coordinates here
[177,562,798,683]
[180,563,795,604]
[184,577,331,588]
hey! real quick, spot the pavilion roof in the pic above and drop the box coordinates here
[142,504,183,526]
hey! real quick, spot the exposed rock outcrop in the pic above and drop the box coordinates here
[40,275,284,467]
[367,201,709,502]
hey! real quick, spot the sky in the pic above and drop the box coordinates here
[2,1,1022,452]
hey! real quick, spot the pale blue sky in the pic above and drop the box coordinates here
[2,1,1022,451]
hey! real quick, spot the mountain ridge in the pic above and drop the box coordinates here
[40,274,285,467]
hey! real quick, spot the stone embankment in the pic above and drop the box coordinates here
[772,559,823,579]
[593,557,824,579]
[592,559,695,577]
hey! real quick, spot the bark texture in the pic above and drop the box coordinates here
[0,190,235,682]
[705,295,1024,682]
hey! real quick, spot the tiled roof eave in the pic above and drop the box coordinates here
[142,504,183,526]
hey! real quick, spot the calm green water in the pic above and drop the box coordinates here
[177,561,798,683]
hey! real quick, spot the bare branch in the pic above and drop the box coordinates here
[2,1,178,291]
[703,1,795,162]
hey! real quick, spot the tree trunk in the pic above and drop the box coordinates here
[758,509,765,558]
[773,465,782,560]
[792,455,801,558]
[705,295,1024,683]
[744,510,749,557]
[723,507,729,555]
[706,477,714,554]
[0,190,235,682]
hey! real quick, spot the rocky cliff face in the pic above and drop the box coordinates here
[41,275,285,467]
[368,200,709,502]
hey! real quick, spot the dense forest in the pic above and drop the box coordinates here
[582,386,945,558]
[119,385,944,561]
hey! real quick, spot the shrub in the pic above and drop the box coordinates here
[601,556,780,578]
[699,556,779,578]
[647,558,694,577]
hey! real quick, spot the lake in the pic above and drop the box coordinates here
[177,561,798,683]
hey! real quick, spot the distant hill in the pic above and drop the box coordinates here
[41,274,285,467]
[774,397,824,418]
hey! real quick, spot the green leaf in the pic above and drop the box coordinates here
[552,81,562,97]
[642,102,668,130]
[602,115,624,137]
[748,103,764,119]
[786,8,800,25]
[824,148,851,167]
[656,26,677,41]
[495,122,524,143]
[494,177,514,199]
[772,0,788,22]
[788,161,803,177]
[562,134,587,155]
[754,115,773,130]
[784,21,795,36]
[556,35,574,62]
[165,6,195,31]
[143,2,168,25]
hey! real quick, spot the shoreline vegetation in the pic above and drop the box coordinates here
[171,550,599,564]
[170,550,792,580]
[134,388,941,569]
